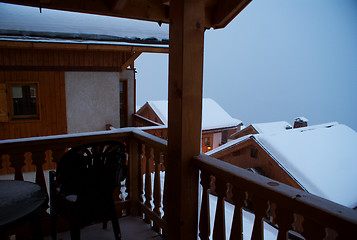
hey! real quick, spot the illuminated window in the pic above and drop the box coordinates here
[204,137,212,150]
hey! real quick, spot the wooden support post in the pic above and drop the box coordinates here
[166,0,205,239]
[129,136,140,216]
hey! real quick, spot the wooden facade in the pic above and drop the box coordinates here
[0,71,67,139]
[209,137,303,189]
[0,46,132,71]
[136,103,165,126]
[0,43,149,140]
[136,102,241,153]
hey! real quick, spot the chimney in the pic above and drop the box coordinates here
[294,117,308,128]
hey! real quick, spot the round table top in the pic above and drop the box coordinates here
[0,180,47,227]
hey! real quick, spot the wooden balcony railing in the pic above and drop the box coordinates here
[0,128,168,237]
[193,154,357,240]
[2,129,357,240]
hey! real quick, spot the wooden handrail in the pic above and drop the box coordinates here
[133,114,163,127]
[131,128,167,150]
[0,129,132,152]
[192,153,357,239]
[0,128,168,237]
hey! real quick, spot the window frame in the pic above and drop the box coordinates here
[7,82,40,121]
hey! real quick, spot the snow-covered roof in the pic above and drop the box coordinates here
[145,98,242,131]
[253,122,357,208]
[0,3,169,46]
[252,121,292,134]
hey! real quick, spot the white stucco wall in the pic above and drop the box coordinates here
[65,72,120,133]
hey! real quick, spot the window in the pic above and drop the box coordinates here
[204,137,212,150]
[222,130,228,144]
[9,83,39,120]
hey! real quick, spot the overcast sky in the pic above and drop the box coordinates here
[135,0,357,131]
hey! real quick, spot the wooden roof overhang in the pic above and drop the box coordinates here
[0,0,251,29]
[0,39,166,72]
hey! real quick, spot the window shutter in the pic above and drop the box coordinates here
[0,83,9,122]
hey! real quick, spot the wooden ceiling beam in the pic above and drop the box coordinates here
[119,51,141,72]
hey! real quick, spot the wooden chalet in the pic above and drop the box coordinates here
[1,0,357,240]
[0,4,169,140]
[134,98,243,152]
[209,122,357,208]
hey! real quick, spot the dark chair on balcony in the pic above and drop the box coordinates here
[49,141,127,240]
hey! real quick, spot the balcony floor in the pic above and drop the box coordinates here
[44,216,163,240]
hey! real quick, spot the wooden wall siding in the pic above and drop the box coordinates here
[212,140,302,189]
[137,105,165,125]
[0,48,132,69]
[0,71,67,140]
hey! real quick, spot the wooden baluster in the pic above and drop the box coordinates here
[199,170,211,240]
[128,137,140,216]
[124,139,130,203]
[250,196,269,240]
[275,206,294,240]
[0,154,10,175]
[138,142,144,205]
[229,185,246,240]
[31,151,47,190]
[45,150,55,170]
[302,218,326,240]
[213,178,227,240]
[51,148,66,166]
[162,152,168,238]
[152,148,162,232]
[116,141,128,203]
[144,144,153,223]
[24,152,34,172]
[9,153,25,181]
[0,154,3,173]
